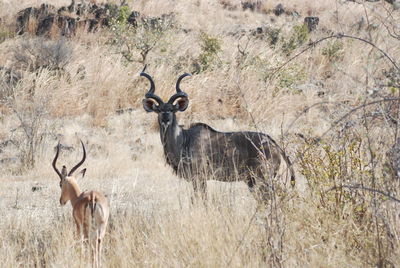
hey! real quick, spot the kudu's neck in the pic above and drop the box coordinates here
[159,115,185,169]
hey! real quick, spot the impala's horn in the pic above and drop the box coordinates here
[68,140,86,176]
[52,142,63,180]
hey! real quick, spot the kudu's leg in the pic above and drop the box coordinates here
[191,176,207,204]
[247,168,274,205]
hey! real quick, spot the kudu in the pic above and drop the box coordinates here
[52,141,109,268]
[141,71,295,201]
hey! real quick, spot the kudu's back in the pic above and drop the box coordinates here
[178,123,283,182]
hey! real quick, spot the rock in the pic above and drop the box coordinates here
[31,185,44,192]
[54,144,75,152]
[15,2,171,38]
[127,11,140,26]
[16,4,57,34]
[294,83,324,96]
[116,108,134,115]
[273,4,285,16]
[241,1,261,12]
[0,157,20,165]
[394,0,400,10]
[304,17,319,32]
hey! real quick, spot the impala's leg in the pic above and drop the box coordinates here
[92,243,95,268]
[97,238,102,268]
[93,237,98,268]
[74,220,86,266]
[74,219,81,239]
[97,223,107,268]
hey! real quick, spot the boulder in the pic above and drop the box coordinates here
[273,4,285,16]
[304,16,319,32]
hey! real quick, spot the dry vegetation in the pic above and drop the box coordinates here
[0,0,400,267]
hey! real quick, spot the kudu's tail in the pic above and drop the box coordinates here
[267,137,296,187]
[280,148,296,187]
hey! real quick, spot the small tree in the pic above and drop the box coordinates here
[197,32,222,72]
[4,70,53,169]
[110,6,175,63]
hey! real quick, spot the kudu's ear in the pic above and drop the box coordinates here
[143,99,158,113]
[76,168,86,180]
[174,97,189,112]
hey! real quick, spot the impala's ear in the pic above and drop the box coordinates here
[61,166,67,178]
[143,99,158,113]
[77,168,86,180]
[175,97,189,112]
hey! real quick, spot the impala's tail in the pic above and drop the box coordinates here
[89,191,96,217]
[84,192,105,245]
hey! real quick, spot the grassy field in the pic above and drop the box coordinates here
[0,0,399,267]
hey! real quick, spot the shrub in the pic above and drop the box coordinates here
[0,24,13,44]
[11,37,73,74]
[282,24,309,55]
[297,131,398,265]
[322,40,344,63]
[266,27,281,47]
[109,6,175,63]
[276,64,306,92]
[5,70,54,169]
[196,32,222,72]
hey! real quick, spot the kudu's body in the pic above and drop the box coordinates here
[53,141,109,268]
[141,70,295,200]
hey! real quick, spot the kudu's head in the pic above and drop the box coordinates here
[141,69,191,130]
[52,140,87,205]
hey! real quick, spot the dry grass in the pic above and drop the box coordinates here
[1,0,400,267]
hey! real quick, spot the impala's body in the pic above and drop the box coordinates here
[53,141,109,268]
[141,69,295,201]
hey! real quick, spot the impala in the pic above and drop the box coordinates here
[52,140,109,268]
[141,70,295,201]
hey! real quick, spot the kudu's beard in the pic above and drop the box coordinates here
[160,120,172,146]
[160,120,171,133]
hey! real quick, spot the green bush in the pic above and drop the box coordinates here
[0,25,13,44]
[296,131,398,264]
[266,27,281,47]
[322,40,344,63]
[109,6,175,63]
[282,24,309,55]
[276,64,306,92]
[197,32,222,72]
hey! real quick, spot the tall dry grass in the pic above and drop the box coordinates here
[0,0,400,267]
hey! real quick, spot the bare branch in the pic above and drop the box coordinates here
[328,185,400,203]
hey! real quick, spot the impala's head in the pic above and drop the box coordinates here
[52,141,87,205]
[141,68,191,129]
